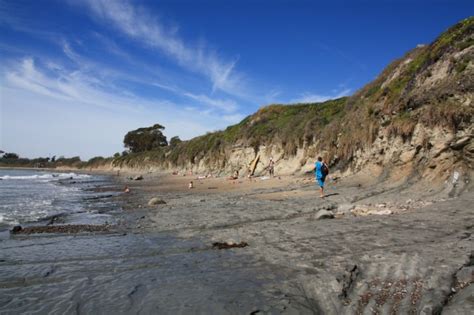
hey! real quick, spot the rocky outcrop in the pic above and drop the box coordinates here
[108,17,473,186]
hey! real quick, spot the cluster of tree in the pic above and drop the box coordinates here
[0,151,85,167]
[1,152,19,159]
[0,122,181,168]
[123,124,181,153]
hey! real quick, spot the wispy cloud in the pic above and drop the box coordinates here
[59,41,241,115]
[80,0,245,97]
[5,58,147,112]
[290,88,351,104]
[2,57,245,159]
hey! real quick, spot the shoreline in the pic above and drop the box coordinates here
[1,168,472,313]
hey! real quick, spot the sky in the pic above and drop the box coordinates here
[0,0,472,160]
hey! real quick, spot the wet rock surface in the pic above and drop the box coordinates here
[10,224,111,235]
[1,173,473,314]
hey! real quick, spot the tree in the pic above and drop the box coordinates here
[169,136,182,148]
[2,152,19,159]
[113,152,121,158]
[123,124,168,153]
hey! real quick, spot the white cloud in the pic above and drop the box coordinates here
[182,92,237,113]
[290,88,351,104]
[1,57,247,159]
[81,0,245,97]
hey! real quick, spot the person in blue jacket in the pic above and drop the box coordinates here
[315,157,329,198]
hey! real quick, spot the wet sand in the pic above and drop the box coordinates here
[0,171,472,314]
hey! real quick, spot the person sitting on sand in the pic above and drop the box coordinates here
[314,157,329,198]
[229,170,239,180]
[188,181,194,189]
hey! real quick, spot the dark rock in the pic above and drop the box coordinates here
[10,224,110,234]
[338,264,359,299]
[11,225,22,233]
[212,241,249,250]
[133,175,144,180]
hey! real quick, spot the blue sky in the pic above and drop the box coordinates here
[1,0,472,159]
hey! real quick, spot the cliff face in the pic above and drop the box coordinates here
[113,17,473,182]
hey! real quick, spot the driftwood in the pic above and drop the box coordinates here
[248,155,260,176]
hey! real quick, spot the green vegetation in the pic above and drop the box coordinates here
[123,123,168,153]
[169,136,182,148]
[3,18,472,172]
[112,97,348,169]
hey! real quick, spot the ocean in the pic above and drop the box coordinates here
[0,168,119,231]
[0,168,289,313]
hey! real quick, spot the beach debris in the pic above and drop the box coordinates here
[337,203,355,214]
[369,209,393,215]
[315,209,335,220]
[212,241,249,250]
[10,224,110,235]
[351,205,394,216]
[260,176,270,180]
[148,197,167,206]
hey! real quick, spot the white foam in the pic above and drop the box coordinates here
[0,214,19,226]
[0,172,91,180]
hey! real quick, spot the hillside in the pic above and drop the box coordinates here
[111,17,473,182]
[4,18,471,182]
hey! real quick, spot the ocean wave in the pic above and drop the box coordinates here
[0,214,19,226]
[0,172,91,180]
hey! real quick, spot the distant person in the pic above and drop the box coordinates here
[268,158,275,177]
[229,170,239,180]
[188,181,194,189]
[315,157,329,198]
[123,186,130,193]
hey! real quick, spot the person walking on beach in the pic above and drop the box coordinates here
[315,157,329,198]
[268,158,275,177]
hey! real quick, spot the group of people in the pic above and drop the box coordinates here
[229,156,329,197]
[180,155,330,197]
